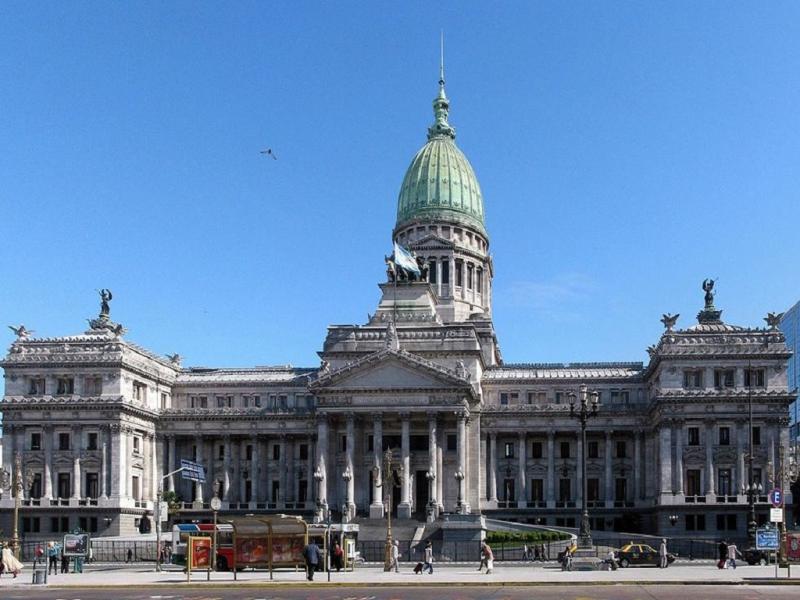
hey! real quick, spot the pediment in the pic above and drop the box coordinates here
[409,234,454,250]
[312,348,474,396]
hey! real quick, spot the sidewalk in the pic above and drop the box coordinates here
[2,562,800,588]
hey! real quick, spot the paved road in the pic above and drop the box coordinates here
[3,585,800,600]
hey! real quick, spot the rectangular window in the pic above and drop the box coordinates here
[744,368,766,388]
[133,436,141,454]
[30,432,42,451]
[56,377,75,395]
[727,514,737,530]
[428,259,437,283]
[246,445,253,460]
[57,473,71,498]
[718,427,730,446]
[161,392,168,409]
[30,473,42,499]
[714,369,735,389]
[510,392,519,404]
[555,392,564,404]
[254,395,262,407]
[500,393,509,405]
[89,517,98,533]
[447,434,457,451]
[86,473,99,499]
[243,396,250,408]
[279,395,288,410]
[216,396,226,408]
[610,390,630,403]
[87,432,98,451]
[476,268,483,293]
[273,444,280,460]
[615,478,627,501]
[84,376,103,395]
[299,444,308,460]
[218,445,225,460]
[559,478,571,502]
[560,441,570,458]
[588,441,599,459]
[587,478,600,501]
[466,264,473,290]
[504,442,514,458]
[340,435,347,452]
[531,441,543,459]
[455,260,463,287]
[367,435,374,452]
[687,469,702,496]
[131,475,140,500]
[132,381,146,401]
[58,433,70,451]
[718,469,732,496]
[616,441,627,458]
[61,516,69,533]
[531,478,544,502]
[688,427,700,446]
[441,260,449,284]
[683,370,704,389]
[28,377,46,395]
[752,426,761,446]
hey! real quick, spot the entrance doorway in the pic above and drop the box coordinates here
[414,471,429,517]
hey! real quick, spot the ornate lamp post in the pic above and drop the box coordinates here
[425,469,436,522]
[668,514,679,527]
[313,466,326,522]
[341,466,353,523]
[0,452,35,558]
[568,384,600,549]
[378,448,401,572]
[454,469,465,512]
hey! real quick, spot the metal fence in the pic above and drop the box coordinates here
[356,538,573,563]
[18,539,159,563]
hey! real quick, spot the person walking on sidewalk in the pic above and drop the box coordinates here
[302,539,321,581]
[484,543,494,574]
[658,538,668,568]
[717,539,729,569]
[390,540,400,573]
[47,542,59,575]
[478,543,488,572]
[423,541,434,574]
[726,541,741,569]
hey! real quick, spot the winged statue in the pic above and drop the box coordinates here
[764,312,784,330]
[660,313,679,331]
[8,324,33,339]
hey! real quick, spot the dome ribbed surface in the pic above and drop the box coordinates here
[395,136,485,235]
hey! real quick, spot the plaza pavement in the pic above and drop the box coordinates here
[2,561,800,589]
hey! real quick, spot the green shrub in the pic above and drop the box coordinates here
[485,530,570,544]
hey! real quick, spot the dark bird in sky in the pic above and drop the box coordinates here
[260,148,278,160]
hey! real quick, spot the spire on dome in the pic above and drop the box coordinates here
[428,32,455,140]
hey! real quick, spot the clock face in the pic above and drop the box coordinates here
[210,497,222,511]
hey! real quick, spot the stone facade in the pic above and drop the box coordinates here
[0,74,793,541]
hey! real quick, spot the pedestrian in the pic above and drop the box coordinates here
[390,540,400,573]
[126,547,133,563]
[658,538,668,569]
[478,543,488,572]
[522,543,529,561]
[302,539,321,581]
[484,542,494,574]
[333,542,344,572]
[1,546,23,578]
[533,544,541,562]
[34,544,44,567]
[726,541,741,569]
[47,542,59,575]
[717,540,728,569]
[61,551,69,574]
[423,541,434,574]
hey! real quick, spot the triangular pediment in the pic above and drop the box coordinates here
[311,348,473,395]
[408,234,454,250]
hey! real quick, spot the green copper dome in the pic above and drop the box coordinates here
[395,75,486,236]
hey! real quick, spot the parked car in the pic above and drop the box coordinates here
[617,543,676,568]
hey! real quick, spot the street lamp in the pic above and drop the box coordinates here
[378,448,401,572]
[668,514,679,526]
[313,466,326,522]
[0,452,35,558]
[454,469,465,512]
[568,384,600,550]
[341,467,352,522]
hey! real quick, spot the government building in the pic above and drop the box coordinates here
[0,71,793,543]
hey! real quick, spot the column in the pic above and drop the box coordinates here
[456,412,468,513]
[575,431,583,506]
[278,435,287,506]
[633,431,642,502]
[768,426,776,489]
[436,429,444,512]
[436,259,443,297]
[221,435,231,501]
[251,434,260,503]
[546,430,555,507]
[120,427,129,498]
[658,426,672,501]
[428,415,438,512]
[167,435,176,492]
[240,439,249,503]
[398,413,411,518]
[316,416,329,520]
[674,425,684,495]
[110,425,121,498]
[345,415,355,517]
[449,256,455,297]
[736,420,746,494]
[517,431,527,508]
[489,432,498,503]
[370,416,383,517]
[287,436,296,504]
[194,434,203,503]
[100,431,108,499]
[307,436,315,507]
[153,434,161,500]
[72,454,82,499]
[43,425,53,499]
[705,422,715,495]
[604,431,613,507]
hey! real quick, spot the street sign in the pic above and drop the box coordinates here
[180,459,206,483]
[769,488,783,508]
[756,527,780,550]
[210,496,222,511]
[770,508,784,523]
[159,502,169,522]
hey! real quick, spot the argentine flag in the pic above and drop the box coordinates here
[393,242,420,276]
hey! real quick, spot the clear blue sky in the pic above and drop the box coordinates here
[1,2,799,368]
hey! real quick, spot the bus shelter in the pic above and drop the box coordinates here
[225,515,308,580]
